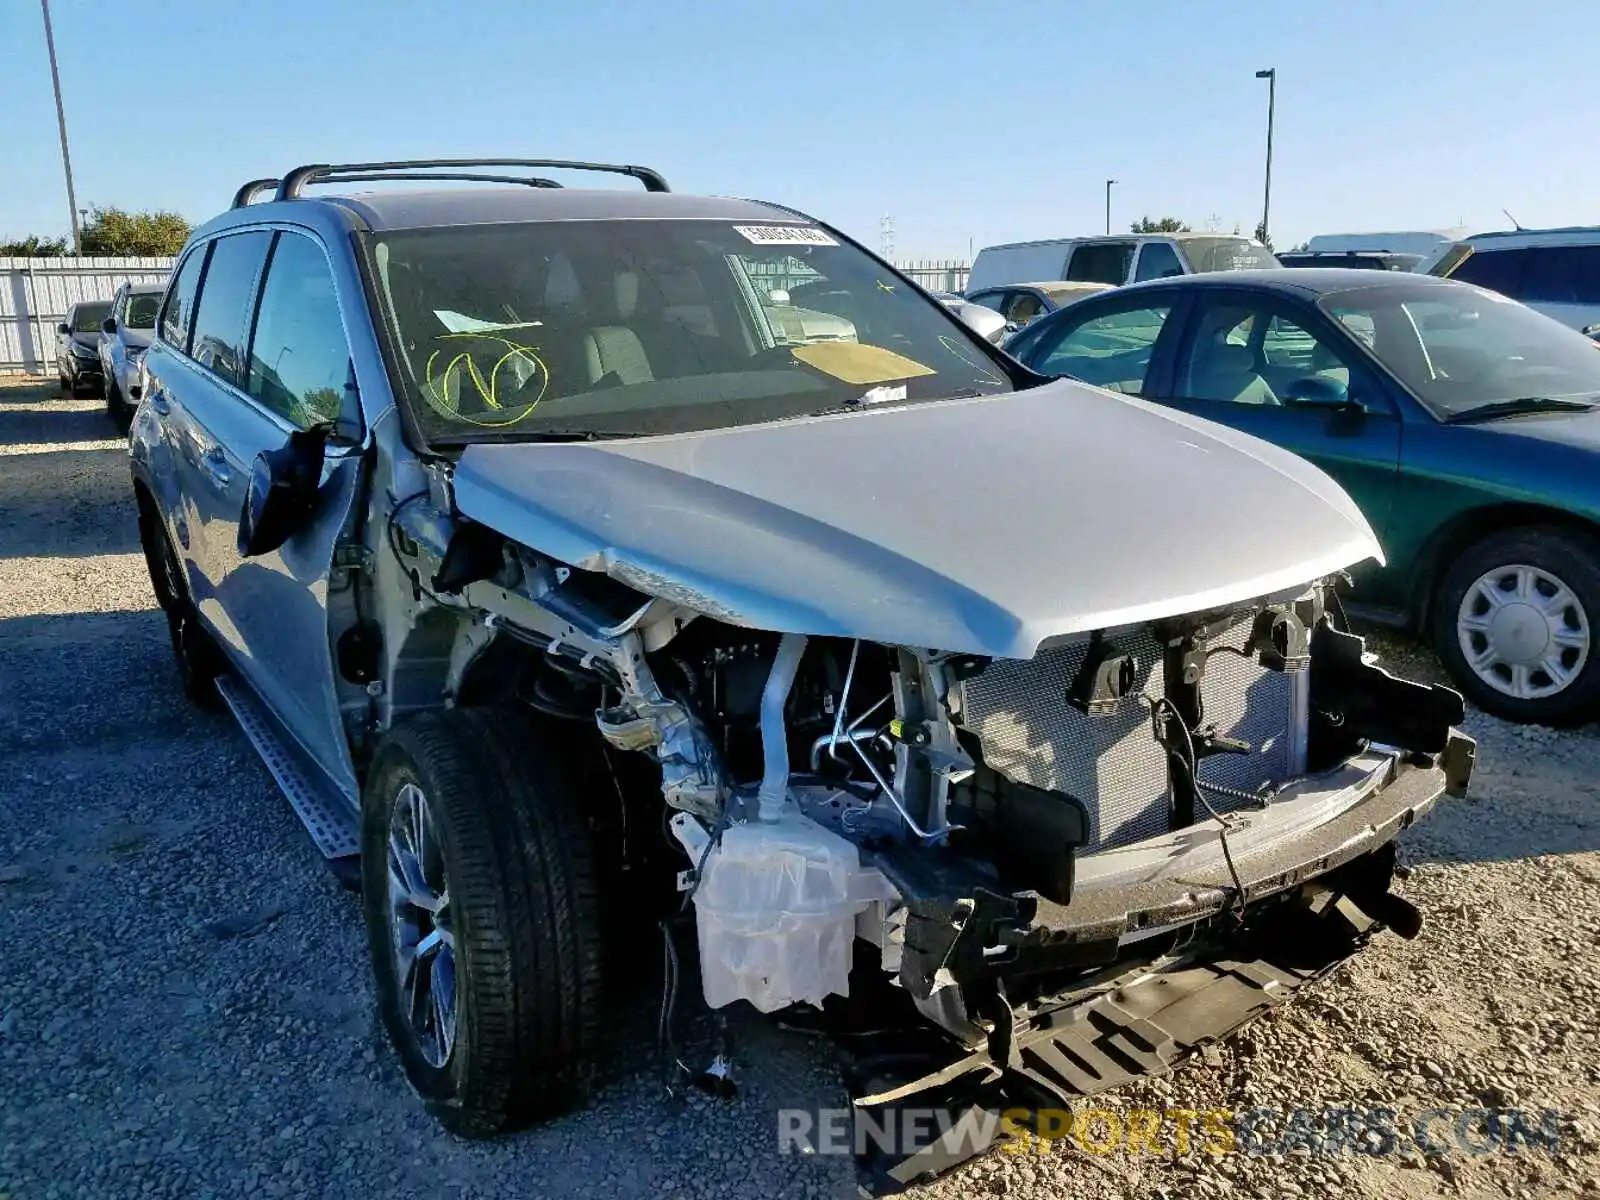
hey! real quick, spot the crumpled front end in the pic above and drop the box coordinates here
[388,491,1474,1166]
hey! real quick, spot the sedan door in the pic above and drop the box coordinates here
[1154,290,1403,563]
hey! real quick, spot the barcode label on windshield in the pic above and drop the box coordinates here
[733,225,838,247]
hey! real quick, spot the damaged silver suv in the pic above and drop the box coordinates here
[129,160,1474,1156]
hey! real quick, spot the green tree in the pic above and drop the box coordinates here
[0,234,69,256]
[80,206,191,256]
[1254,220,1273,249]
[1131,216,1191,234]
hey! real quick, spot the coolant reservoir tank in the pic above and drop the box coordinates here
[693,809,892,1012]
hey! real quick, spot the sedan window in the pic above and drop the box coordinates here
[1322,282,1600,419]
[1006,292,1045,326]
[1034,305,1173,393]
[1178,302,1365,409]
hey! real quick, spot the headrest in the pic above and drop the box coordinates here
[1207,344,1255,373]
[614,271,639,320]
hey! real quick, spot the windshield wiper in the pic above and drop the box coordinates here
[1445,397,1600,425]
[806,387,989,419]
[517,428,651,442]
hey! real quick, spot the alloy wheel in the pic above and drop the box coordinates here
[386,782,457,1068]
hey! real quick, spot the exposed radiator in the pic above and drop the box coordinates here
[958,613,1301,852]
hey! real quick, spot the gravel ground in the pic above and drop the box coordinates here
[1,375,1596,1199]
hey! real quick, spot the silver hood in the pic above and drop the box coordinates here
[452,380,1381,659]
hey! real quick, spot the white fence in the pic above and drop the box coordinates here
[1,256,175,374]
[894,259,970,294]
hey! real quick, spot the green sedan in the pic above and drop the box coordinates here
[1007,268,1600,724]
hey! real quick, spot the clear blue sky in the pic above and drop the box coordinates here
[3,0,1596,257]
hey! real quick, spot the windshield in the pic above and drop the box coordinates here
[1180,237,1280,273]
[125,293,160,329]
[72,302,110,333]
[366,219,1015,444]
[1320,282,1600,419]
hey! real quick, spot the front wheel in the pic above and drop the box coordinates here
[1432,526,1600,724]
[105,378,130,427]
[361,709,603,1137]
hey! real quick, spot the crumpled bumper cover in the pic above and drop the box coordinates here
[1032,741,1466,947]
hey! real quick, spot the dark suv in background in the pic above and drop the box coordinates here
[55,300,110,396]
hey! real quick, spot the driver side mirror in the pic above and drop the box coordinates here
[1283,375,1359,412]
[101,317,117,335]
[57,322,71,336]
[954,301,1008,346]
[237,427,330,558]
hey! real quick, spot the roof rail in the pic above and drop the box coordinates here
[274,158,670,201]
[232,178,282,209]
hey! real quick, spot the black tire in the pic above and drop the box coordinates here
[136,496,222,707]
[361,708,604,1137]
[1432,525,1600,725]
[58,372,69,395]
[105,378,129,427]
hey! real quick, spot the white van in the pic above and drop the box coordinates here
[1302,229,1470,259]
[965,233,1277,294]
[1420,227,1600,333]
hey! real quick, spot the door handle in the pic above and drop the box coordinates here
[199,448,233,487]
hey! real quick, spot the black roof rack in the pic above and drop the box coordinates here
[273,158,670,202]
[232,178,281,209]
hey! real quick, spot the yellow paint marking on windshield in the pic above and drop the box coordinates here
[936,335,1005,388]
[422,332,550,428]
[791,342,934,386]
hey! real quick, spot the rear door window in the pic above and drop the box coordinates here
[160,248,206,350]
[188,231,273,386]
[1515,245,1600,306]
[1066,242,1136,285]
[246,232,353,429]
[1450,248,1528,299]
[1033,304,1174,393]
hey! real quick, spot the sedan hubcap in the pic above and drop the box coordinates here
[387,783,456,1068]
[1457,563,1590,700]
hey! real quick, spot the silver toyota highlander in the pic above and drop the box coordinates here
[128,159,1474,1176]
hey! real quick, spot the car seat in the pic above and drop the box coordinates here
[1187,324,1279,405]
[583,272,653,387]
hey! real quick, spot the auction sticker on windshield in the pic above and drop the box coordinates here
[733,225,838,247]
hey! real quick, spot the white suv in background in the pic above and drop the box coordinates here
[965,232,1278,294]
[1424,226,1600,334]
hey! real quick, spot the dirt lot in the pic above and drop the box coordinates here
[1,375,1596,1200]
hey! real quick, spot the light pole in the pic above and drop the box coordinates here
[40,0,82,255]
[1104,179,1117,236]
[1255,68,1276,246]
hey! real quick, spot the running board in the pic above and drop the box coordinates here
[215,676,361,860]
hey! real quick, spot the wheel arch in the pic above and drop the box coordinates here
[1410,503,1600,634]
